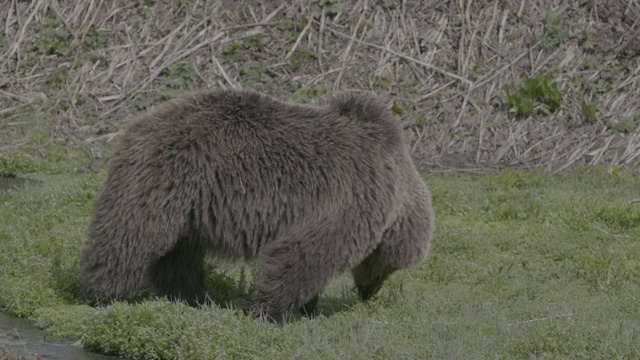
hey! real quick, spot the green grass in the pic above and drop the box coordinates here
[1,162,640,359]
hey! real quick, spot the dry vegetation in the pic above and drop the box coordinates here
[1,0,640,170]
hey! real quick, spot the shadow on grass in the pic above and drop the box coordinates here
[72,262,365,321]
[203,267,363,320]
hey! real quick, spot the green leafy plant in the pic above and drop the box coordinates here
[278,16,308,40]
[391,102,407,116]
[289,48,315,71]
[504,73,561,117]
[542,9,568,49]
[239,64,271,88]
[220,36,265,64]
[242,36,265,52]
[358,22,373,36]
[82,26,108,51]
[416,116,427,129]
[291,81,330,103]
[580,29,597,52]
[47,67,70,91]
[158,62,202,90]
[220,41,244,64]
[381,0,399,10]
[610,118,636,133]
[31,17,73,56]
[314,0,341,19]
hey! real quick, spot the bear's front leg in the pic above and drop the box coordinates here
[298,295,319,317]
[251,214,377,322]
[351,247,397,301]
[252,240,327,322]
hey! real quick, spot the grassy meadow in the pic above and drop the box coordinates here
[1,153,640,359]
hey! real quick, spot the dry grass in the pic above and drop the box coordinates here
[1,0,639,170]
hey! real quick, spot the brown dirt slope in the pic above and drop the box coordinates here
[1,0,639,171]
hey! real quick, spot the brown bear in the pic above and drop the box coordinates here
[79,89,434,322]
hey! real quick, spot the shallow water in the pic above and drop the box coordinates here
[0,312,118,360]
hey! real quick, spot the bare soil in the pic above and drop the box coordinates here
[1,0,639,171]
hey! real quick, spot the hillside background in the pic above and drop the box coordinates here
[1,0,639,172]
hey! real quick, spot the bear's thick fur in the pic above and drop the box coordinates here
[79,89,434,321]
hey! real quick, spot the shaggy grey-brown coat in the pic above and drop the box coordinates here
[79,89,434,321]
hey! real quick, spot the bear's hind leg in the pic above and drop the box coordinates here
[148,237,207,307]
